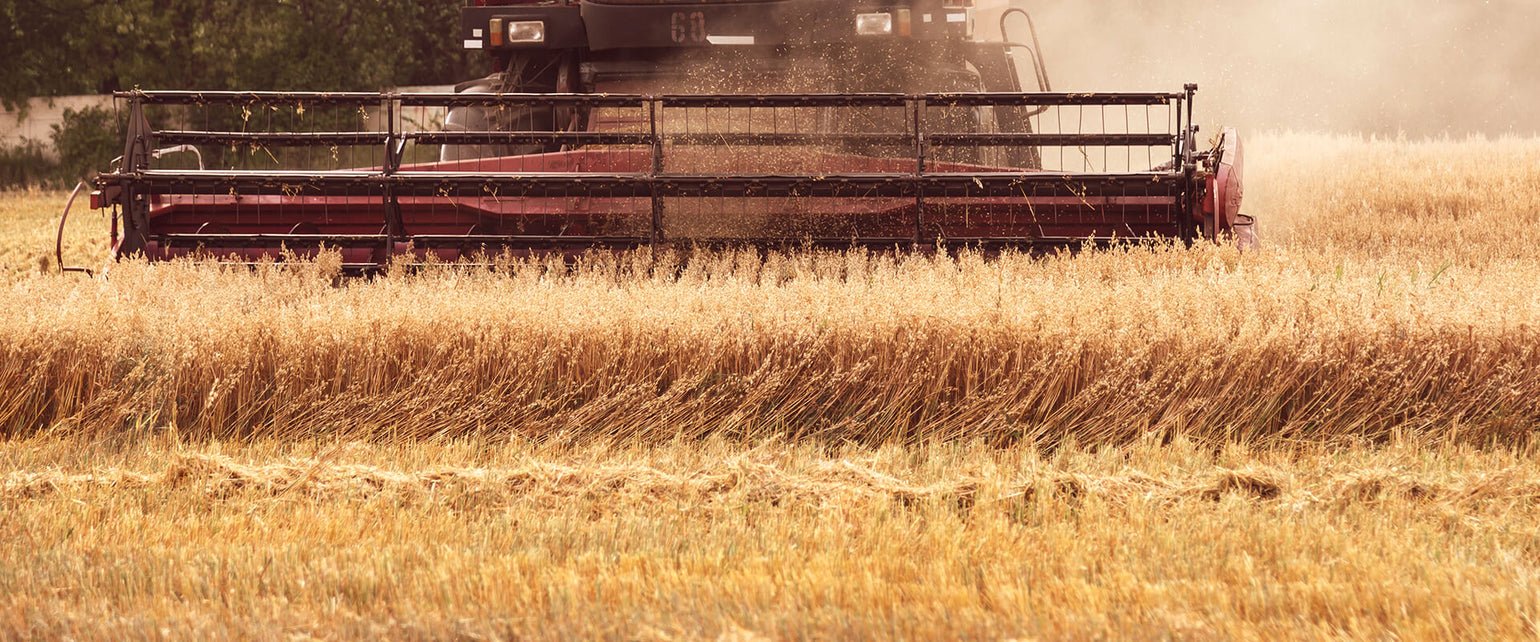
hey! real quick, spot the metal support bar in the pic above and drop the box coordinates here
[649,100,663,247]
[409,131,1168,148]
[664,132,911,147]
[113,171,1182,198]
[928,133,1175,147]
[114,90,385,106]
[150,234,1168,252]
[398,93,650,108]
[116,90,1184,109]
[925,92,1180,106]
[160,233,390,247]
[410,131,655,146]
[382,95,401,260]
[157,131,392,147]
[913,98,926,245]
[1180,83,1200,243]
[658,93,910,108]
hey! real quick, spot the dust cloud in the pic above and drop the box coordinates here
[980,0,1540,137]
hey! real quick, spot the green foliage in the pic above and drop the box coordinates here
[1,0,480,109]
[51,106,123,181]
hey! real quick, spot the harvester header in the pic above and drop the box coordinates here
[75,0,1250,272]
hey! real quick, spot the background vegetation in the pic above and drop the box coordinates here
[0,0,477,109]
[1,0,478,187]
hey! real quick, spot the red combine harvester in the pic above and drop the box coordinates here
[78,0,1250,272]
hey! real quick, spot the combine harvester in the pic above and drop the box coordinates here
[75,0,1250,272]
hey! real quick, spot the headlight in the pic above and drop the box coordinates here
[855,12,893,36]
[507,21,545,43]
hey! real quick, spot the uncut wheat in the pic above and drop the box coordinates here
[0,133,1537,445]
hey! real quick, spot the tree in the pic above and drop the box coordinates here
[1,0,480,109]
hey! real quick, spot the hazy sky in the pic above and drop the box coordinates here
[983,0,1540,136]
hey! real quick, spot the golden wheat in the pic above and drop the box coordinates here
[0,185,106,277]
[3,435,1538,639]
[5,134,1540,444]
[6,238,1539,445]
[2,133,1539,639]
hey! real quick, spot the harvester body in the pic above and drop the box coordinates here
[87,0,1250,270]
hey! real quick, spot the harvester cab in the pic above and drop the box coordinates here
[79,0,1251,272]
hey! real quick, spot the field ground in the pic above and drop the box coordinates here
[2,133,1540,638]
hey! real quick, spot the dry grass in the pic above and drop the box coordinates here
[2,132,1540,638]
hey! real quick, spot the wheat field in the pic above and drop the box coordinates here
[2,133,1539,639]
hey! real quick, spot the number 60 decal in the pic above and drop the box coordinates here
[670,11,707,43]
